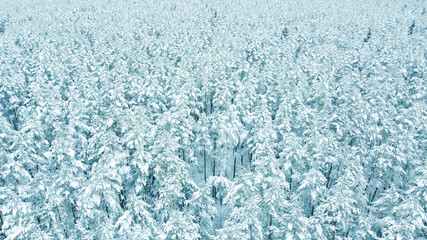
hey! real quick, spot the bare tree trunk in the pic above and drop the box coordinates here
[370,187,378,203]
[204,147,207,182]
[11,107,18,131]
[249,151,253,171]
[71,200,77,224]
[326,163,333,189]
[56,206,69,239]
[310,203,314,216]
[212,158,216,199]
[210,94,214,114]
[233,155,236,179]
[233,146,237,179]
[182,148,185,162]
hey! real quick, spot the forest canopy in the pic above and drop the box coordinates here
[0,0,426,239]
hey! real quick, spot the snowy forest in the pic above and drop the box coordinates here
[0,0,426,239]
